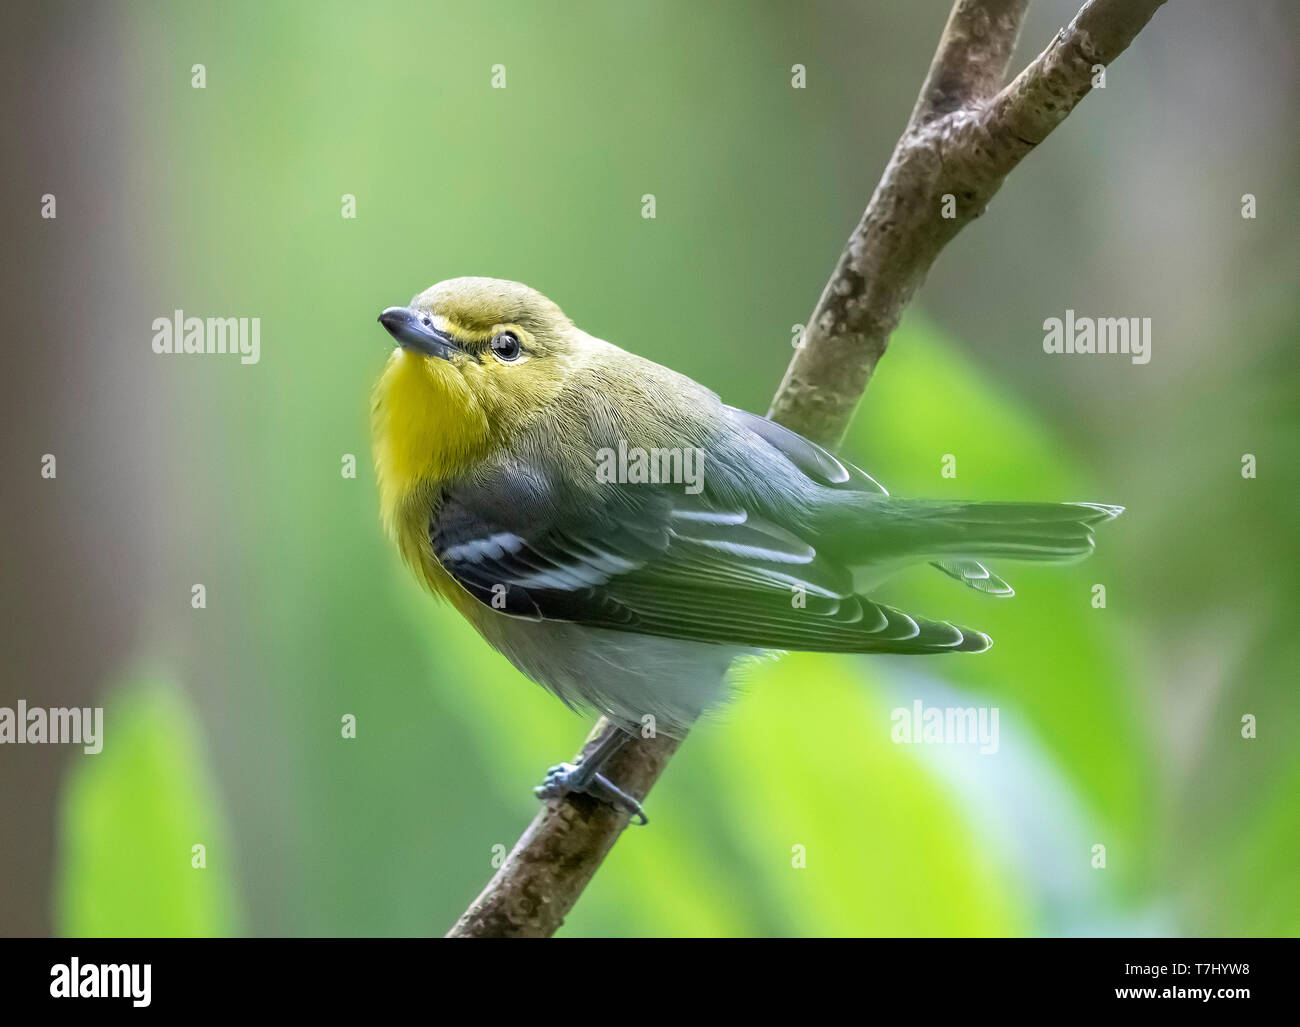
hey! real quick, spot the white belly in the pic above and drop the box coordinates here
[471,608,755,738]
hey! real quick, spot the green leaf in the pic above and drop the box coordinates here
[55,679,242,937]
[842,317,1151,891]
[567,653,1028,937]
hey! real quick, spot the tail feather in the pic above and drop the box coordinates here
[889,500,1124,563]
[930,558,1015,597]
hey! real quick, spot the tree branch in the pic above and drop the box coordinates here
[769,0,1166,446]
[910,0,1030,127]
[447,727,680,938]
[446,0,1167,938]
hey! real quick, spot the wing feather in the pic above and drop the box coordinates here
[432,452,989,655]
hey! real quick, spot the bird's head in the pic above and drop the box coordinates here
[372,277,586,523]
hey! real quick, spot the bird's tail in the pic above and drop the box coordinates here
[871,500,1124,563]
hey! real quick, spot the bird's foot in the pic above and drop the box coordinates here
[533,761,648,826]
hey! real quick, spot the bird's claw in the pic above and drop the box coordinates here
[533,762,583,798]
[533,761,648,825]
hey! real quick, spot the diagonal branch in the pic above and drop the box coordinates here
[447,726,680,937]
[770,0,1166,446]
[447,0,1167,938]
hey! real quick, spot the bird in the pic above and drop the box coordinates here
[372,277,1122,823]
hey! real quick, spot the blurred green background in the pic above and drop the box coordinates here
[2,0,1296,937]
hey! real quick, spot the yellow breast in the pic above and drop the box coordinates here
[371,349,496,605]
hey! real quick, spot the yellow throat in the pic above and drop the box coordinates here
[370,348,492,547]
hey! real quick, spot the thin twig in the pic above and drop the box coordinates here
[911,0,1030,128]
[447,0,1167,938]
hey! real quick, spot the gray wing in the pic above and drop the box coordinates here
[431,454,990,654]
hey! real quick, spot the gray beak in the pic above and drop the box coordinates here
[378,306,459,360]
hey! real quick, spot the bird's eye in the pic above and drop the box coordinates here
[490,331,521,362]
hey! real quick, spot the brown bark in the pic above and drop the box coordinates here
[768,0,1167,447]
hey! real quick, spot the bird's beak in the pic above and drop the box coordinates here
[377,306,460,360]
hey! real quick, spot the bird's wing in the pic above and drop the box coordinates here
[431,457,988,654]
[722,405,886,492]
[724,405,1014,597]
